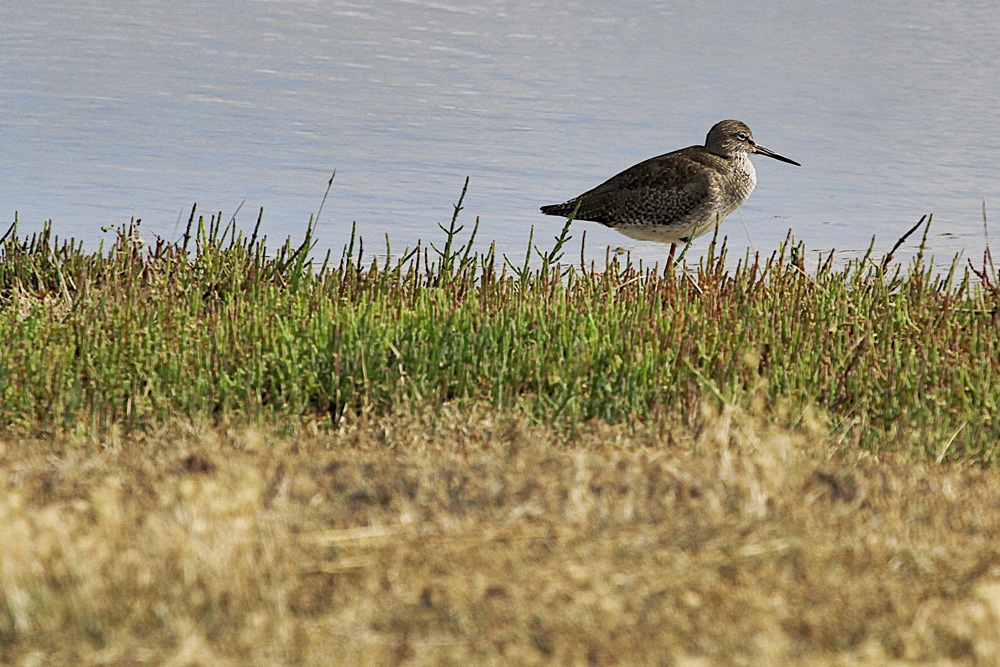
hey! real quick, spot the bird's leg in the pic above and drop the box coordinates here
[665,243,678,273]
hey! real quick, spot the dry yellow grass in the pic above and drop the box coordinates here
[2,404,999,665]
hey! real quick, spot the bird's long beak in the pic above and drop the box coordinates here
[752,143,800,166]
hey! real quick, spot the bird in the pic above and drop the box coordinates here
[540,120,800,247]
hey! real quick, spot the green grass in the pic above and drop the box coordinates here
[1,192,998,460]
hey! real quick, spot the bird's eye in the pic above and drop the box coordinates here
[736,132,749,141]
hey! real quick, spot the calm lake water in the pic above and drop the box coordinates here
[3,1,1000,270]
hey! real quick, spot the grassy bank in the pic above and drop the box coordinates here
[2,199,1000,663]
[0,202,998,459]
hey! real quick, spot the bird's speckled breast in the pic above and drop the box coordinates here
[680,153,757,241]
[720,153,757,218]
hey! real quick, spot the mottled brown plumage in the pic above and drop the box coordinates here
[541,120,799,244]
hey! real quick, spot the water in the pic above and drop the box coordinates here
[2,1,1000,270]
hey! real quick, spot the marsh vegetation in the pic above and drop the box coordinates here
[1,193,999,664]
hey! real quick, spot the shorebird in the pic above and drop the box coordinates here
[540,120,799,246]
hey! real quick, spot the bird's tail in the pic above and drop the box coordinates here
[540,201,573,216]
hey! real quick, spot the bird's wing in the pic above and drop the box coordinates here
[557,152,716,226]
